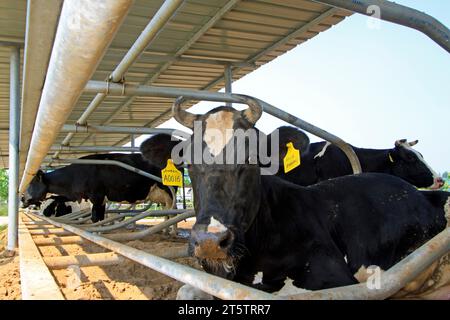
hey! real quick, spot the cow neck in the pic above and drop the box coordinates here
[353,147,392,174]
[44,169,72,195]
[245,176,307,254]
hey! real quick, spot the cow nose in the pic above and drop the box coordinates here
[192,230,234,259]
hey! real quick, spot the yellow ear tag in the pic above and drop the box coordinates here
[161,159,183,187]
[283,142,301,173]
[388,153,394,163]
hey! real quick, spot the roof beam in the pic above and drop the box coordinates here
[77,0,241,147]
[113,7,339,147]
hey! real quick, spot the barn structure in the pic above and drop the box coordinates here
[0,0,449,299]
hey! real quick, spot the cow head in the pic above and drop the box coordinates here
[389,139,443,189]
[141,97,267,278]
[20,170,48,208]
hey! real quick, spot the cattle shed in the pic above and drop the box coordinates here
[0,0,449,300]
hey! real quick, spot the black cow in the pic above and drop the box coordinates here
[276,136,443,189]
[21,153,174,222]
[42,195,73,217]
[141,99,449,297]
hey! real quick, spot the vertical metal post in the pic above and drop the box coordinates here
[182,169,186,209]
[224,64,232,107]
[130,134,135,154]
[7,46,21,251]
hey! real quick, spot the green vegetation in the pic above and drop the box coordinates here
[0,225,6,232]
[0,169,7,201]
[0,204,7,216]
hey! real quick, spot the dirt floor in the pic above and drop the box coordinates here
[0,229,21,300]
[0,217,201,300]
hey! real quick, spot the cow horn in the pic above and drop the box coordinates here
[172,96,198,129]
[395,139,407,147]
[241,96,263,125]
[408,140,419,147]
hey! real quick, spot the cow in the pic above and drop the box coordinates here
[21,153,174,222]
[276,136,443,189]
[41,195,73,217]
[140,98,450,299]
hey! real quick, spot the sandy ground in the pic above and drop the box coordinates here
[0,229,21,300]
[0,217,200,300]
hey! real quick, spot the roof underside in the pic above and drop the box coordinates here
[0,0,351,168]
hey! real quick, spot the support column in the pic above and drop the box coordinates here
[224,64,232,107]
[7,46,21,251]
[130,134,135,153]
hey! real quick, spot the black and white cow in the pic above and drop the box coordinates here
[41,195,73,217]
[141,99,450,298]
[21,153,174,222]
[276,136,443,189]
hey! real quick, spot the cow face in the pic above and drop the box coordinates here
[20,170,48,208]
[389,139,443,189]
[141,97,264,278]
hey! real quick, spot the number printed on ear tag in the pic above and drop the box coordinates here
[283,142,301,173]
[161,159,182,187]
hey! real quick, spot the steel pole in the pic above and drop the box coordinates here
[224,64,232,107]
[54,0,184,158]
[61,124,176,135]
[313,0,450,53]
[19,0,133,193]
[7,46,21,251]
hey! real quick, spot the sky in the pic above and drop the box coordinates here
[131,0,450,173]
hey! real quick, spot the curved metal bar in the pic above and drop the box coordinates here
[285,227,450,300]
[34,212,277,300]
[107,203,152,214]
[81,209,189,232]
[312,0,450,54]
[52,209,91,222]
[85,81,362,174]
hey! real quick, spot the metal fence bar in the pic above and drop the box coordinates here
[85,81,362,173]
[61,124,175,135]
[34,213,278,300]
[285,227,450,300]
[313,0,450,53]
[50,145,140,153]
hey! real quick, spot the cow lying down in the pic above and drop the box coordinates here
[140,99,450,300]
[38,196,92,218]
[21,153,174,222]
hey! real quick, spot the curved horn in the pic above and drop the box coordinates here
[240,95,263,125]
[408,140,419,147]
[172,96,198,129]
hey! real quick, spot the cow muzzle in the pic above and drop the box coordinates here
[191,229,234,260]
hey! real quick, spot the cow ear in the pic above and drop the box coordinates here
[408,140,419,147]
[275,126,310,160]
[140,134,182,169]
[394,139,407,147]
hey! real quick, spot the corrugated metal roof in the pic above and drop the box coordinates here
[0,0,351,168]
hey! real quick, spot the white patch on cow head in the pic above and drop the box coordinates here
[314,141,331,159]
[274,277,310,296]
[252,271,263,285]
[207,216,228,233]
[397,140,440,188]
[204,111,234,156]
